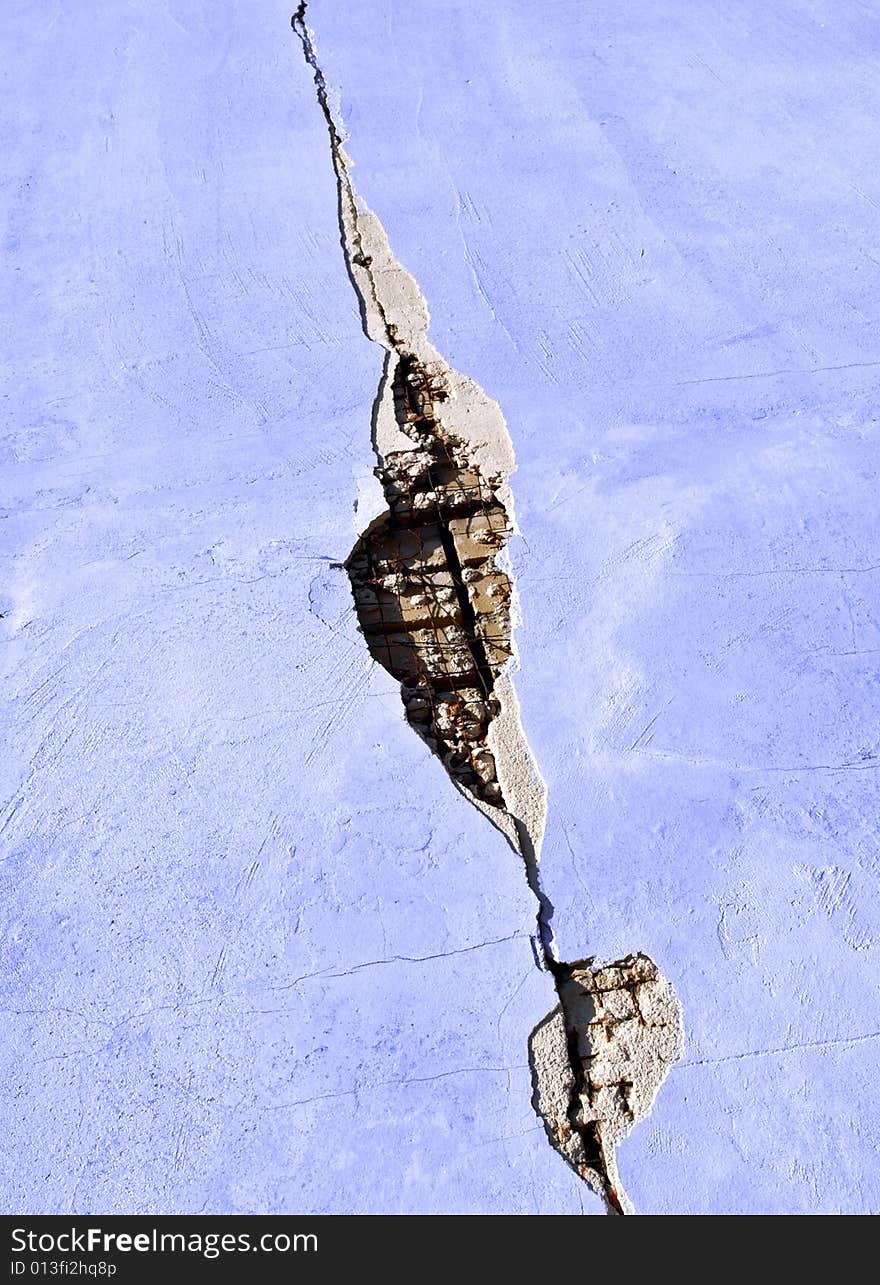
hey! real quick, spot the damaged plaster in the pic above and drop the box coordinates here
[291,4,545,858]
[7,0,878,1218]
[530,954,682,1214]
[293,2,681,1214]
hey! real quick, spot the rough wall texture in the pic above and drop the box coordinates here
[2,0,878,1214]
[315,0,880,1214]
[0,0,582,1214]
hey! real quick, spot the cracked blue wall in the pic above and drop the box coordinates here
[3,0,878,1215]
[315,0,880,1213]
[0,0,583,1214]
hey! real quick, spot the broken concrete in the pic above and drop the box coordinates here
[293,1,682,1214]
[346,354,514,810]
[291,3,545,858]
[530,954,682,1214]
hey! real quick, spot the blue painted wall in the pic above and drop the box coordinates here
[2,0,877,1213]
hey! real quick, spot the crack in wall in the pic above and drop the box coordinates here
[530,953,682,1214]
[349,356,512,808]
[292,2,681,1215]
[291,3,546,867]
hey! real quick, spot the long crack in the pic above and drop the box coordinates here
[292,3,682,1215]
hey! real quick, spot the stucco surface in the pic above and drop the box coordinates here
[316,0,880,1213]
[2,0,878,1214]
